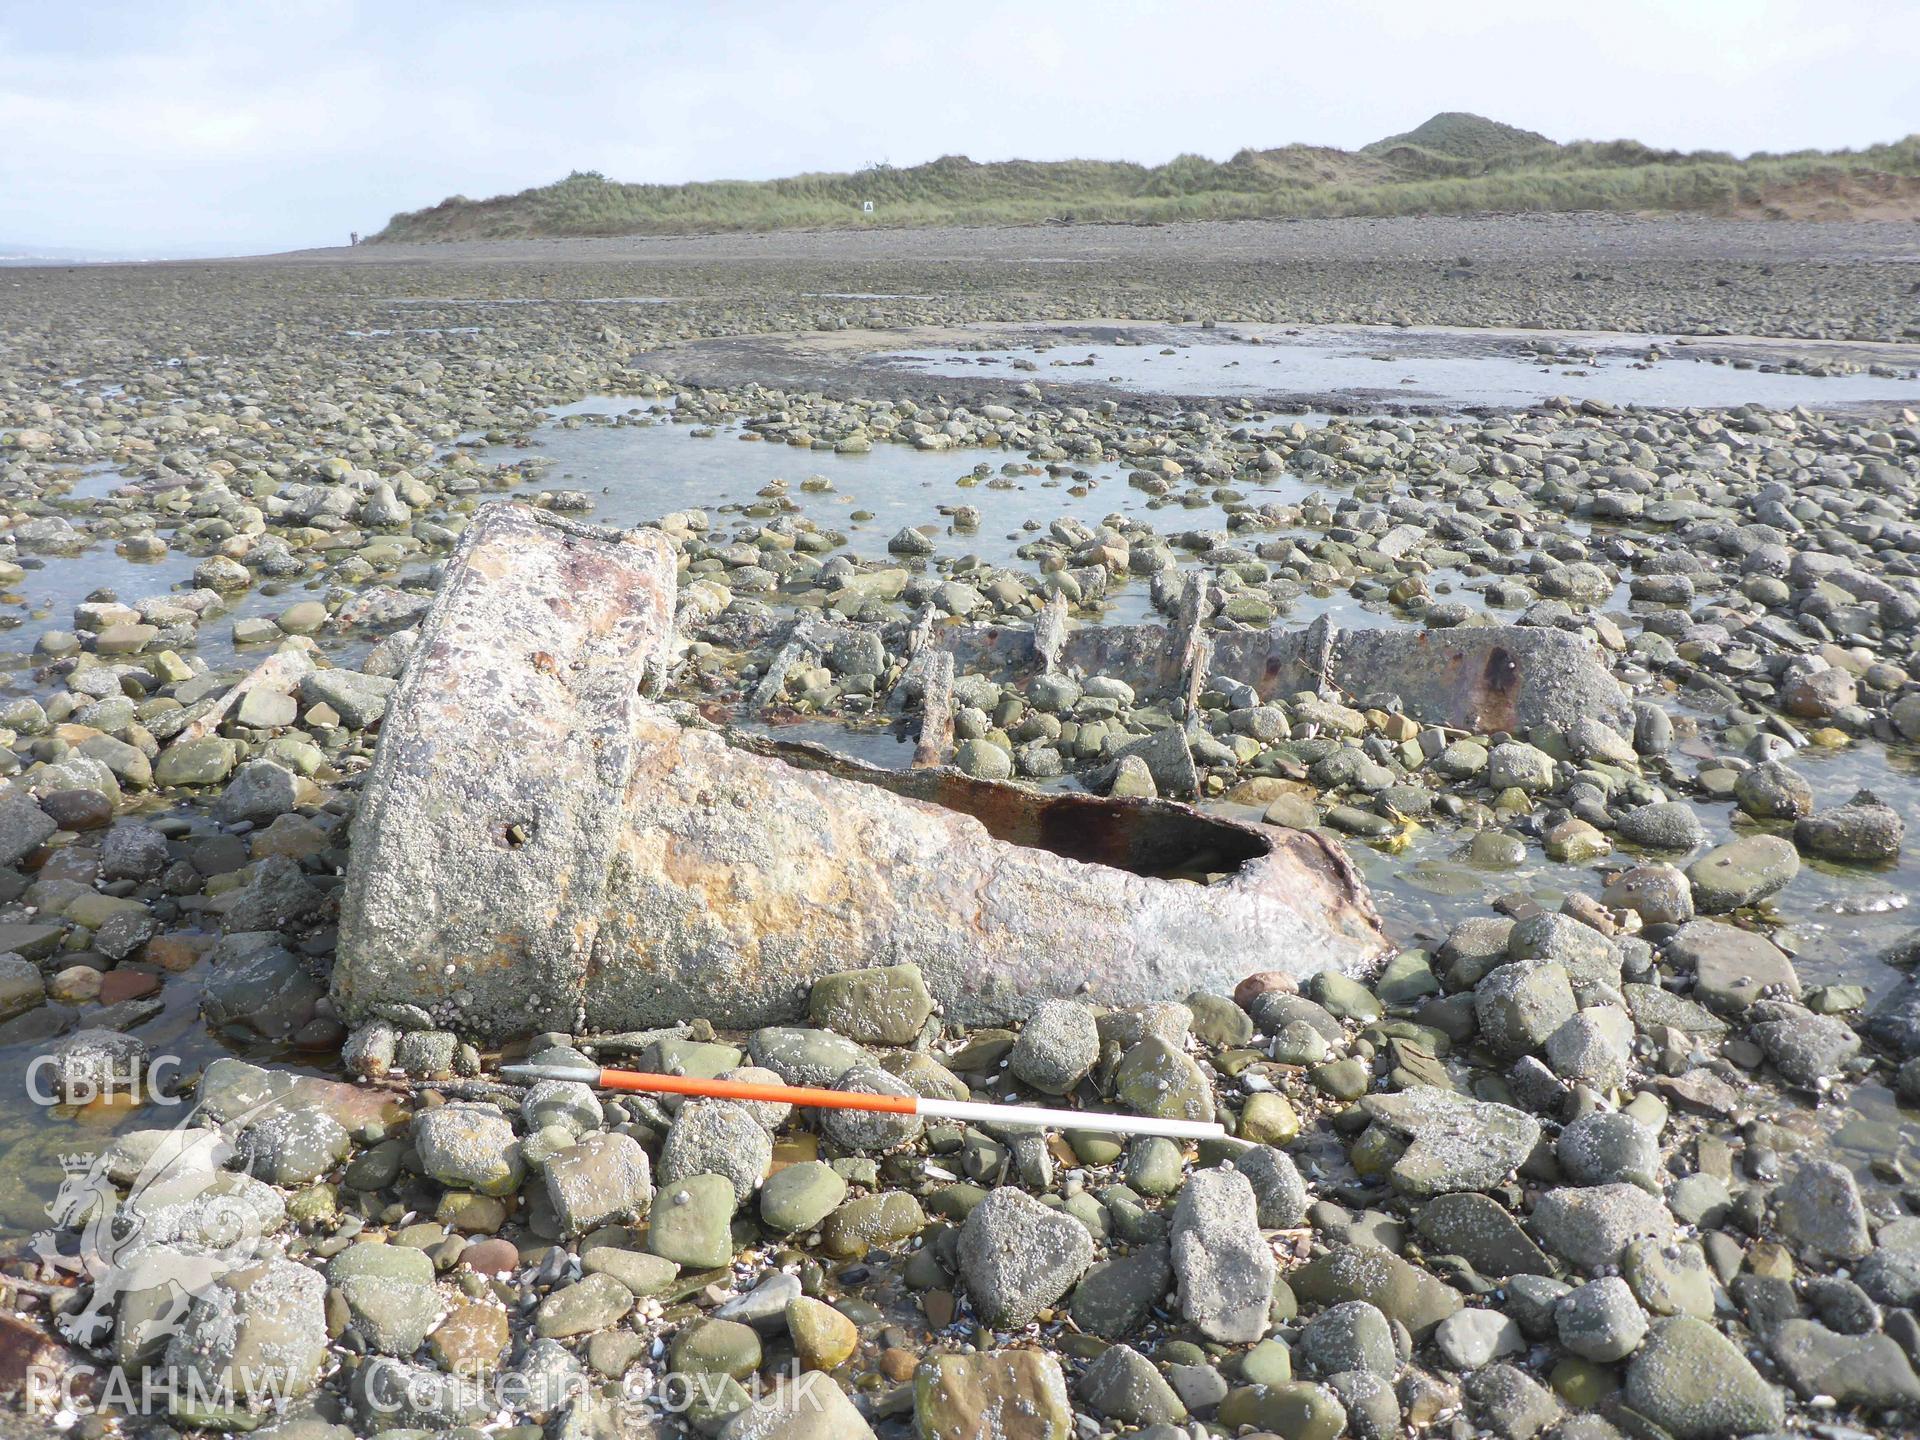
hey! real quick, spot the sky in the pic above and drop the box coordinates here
[2,0,1916,256]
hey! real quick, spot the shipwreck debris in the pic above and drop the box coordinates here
[1033,589,1070,675]
[334,505,1388,1039]
[911,649,955,768]
[936,612,1632,737]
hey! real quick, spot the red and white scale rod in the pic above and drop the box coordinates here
[500,1063,1226,1141]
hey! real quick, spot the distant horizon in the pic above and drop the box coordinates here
[8,104,1920,263]
[6,0,1918,253]
[0,242,261,263]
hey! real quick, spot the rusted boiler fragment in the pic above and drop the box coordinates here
[1217,621,1634,735]
[943,615,1630,735]
[334,505,1388,1039]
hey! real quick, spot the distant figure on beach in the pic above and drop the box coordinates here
[349,231,359,246]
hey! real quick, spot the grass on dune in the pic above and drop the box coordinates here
[371,117,1920,242]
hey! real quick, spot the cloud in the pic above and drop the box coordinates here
[1,0,1916,253]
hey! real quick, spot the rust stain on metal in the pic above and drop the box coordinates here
[936,615,1627,736]
[1467,644,1523,733]
[912,649,955,768]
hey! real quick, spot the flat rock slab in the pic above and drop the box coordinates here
[1665,921,1800,1015]
[1415,1193,1555,1277]
[1360,1087,1542,1197]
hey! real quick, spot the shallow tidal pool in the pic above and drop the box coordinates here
[879,322,1920,411]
